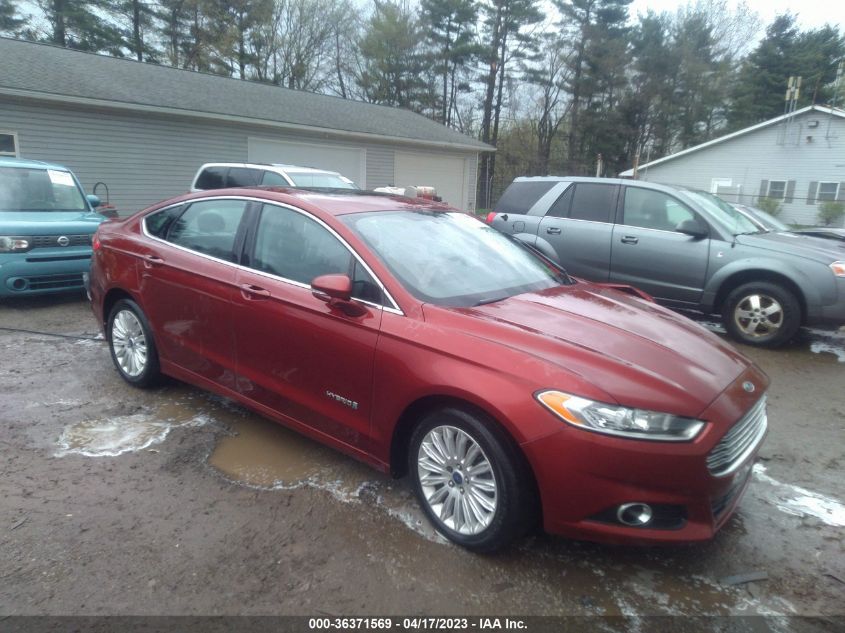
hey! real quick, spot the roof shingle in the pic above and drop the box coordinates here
[0,37,492,151]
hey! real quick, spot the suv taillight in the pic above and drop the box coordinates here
[92,233,101,251]
[485,212,497,224]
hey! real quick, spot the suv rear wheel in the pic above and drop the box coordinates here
[722,282,801,348]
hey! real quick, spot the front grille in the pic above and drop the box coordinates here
[707,396,767,477]
[29,234,92,248]
[24,273,85,290]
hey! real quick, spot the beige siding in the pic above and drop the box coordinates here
[0,96,479,215]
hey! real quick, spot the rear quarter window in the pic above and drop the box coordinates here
[194,167,226,190]
[494,181,556,214]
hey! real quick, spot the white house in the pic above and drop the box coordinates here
[620,105,845,226]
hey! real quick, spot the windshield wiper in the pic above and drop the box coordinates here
[473,296,508,307]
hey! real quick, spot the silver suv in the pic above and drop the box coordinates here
[191,163,358,191]
[488,177,845,347]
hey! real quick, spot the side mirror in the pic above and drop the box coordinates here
[676,219,708,239]
[86,194,101,208]
[311,274,352,301]
[311,274,367,316]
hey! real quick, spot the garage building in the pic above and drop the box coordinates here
[0,37,491,214]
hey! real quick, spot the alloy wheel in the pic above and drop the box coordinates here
[111,309,148,377]
[733,293,783,339]
[417,425,498,535]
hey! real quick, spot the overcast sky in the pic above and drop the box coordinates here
[629,0,844,31]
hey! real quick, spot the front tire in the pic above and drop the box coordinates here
[107,298,161,388]
[722,282,801,348]
[409,407,536,552]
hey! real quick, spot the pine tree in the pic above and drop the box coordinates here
[420,0,479,126]
[0,0,27,35]
[37,0,124,53]
[357,0,428,110]
[477,0,543,206]
[555,0,632,174]
[729,15,844,129]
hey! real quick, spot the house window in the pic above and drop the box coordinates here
[818,182,840,202]
[0,132,18,157]
[767,181,786,200]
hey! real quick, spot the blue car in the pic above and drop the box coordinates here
[0,157,106,297]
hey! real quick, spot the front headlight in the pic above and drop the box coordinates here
[536,390,705,442]
[0,236,30,252]
[831,261,845,277]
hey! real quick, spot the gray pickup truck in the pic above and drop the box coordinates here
[487,177,845,347]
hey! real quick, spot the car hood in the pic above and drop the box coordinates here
[433,282,753,419]
[0,210,104,234]
[736,231,845,260]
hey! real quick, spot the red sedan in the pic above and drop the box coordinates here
[89,188,768,551]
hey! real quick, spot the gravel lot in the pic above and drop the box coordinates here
[1,293,843,625]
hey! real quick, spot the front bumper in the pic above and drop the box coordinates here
[815,277,845,326]
[0,248,93,297]
[522,365,768,544]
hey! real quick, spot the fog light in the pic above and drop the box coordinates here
[617,503,653,527]
[10,278,27,291]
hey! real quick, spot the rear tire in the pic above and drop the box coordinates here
[107,298,161,388]
[408,407,537,552]
[722,282,801,348]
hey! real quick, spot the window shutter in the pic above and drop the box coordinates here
[758,180,768,203]
[807,181,818,205]
[838,183,845,202]
[784,180,795,203]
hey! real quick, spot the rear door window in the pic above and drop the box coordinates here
[194,166,226,190]
[569,183,617,223]
[494,181,556,214]
[167,199,248,261]
[226,167,261,187]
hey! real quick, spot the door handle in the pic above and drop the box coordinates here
[240,283,270,299]
[143,254,164,267]
[620,236,639,245]
[546,227,562,235]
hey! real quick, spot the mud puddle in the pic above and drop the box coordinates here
[54,392,214,457]
[753,464,845,526]
[208,414,439,541]
[686,313,845,363]
[55,412,211,457]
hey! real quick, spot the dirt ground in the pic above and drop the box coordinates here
[1,293,843,624]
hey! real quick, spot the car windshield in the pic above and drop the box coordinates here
[0,167,88,212]
[747,207,789,231]
[287,172,357,189]
[683,190,760,235]
[342,210,571,307]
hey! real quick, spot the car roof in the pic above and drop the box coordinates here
[511,175,695,196]
[0,156,70,171]
[170,187,455,216]
[197,162,342,176]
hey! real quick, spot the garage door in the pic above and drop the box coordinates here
[394,152,466,210]
[248,138,365,187]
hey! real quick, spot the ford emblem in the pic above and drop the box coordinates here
[57,235,70,247]
[742,381,755,393]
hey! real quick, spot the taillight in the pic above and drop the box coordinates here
[485,212,497,224]
[92,233,101,251]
